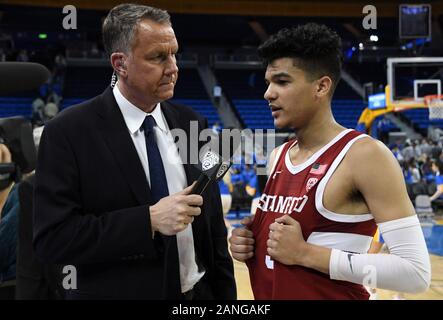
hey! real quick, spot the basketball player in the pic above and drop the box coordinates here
[229,23,431,299]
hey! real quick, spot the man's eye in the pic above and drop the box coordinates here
[276,80,289,85]
[151,54,165,61]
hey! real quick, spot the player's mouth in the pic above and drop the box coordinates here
[270,104,283,116]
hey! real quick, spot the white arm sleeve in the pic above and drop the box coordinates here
[329,215,431,293]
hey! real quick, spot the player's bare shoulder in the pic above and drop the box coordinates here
[346,136,396,167]
[344,135,405,192]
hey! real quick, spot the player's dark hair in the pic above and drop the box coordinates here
[258,23,343,94]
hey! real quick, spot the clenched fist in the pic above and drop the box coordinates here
[229,215,255,262]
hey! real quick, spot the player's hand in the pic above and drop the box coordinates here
[267,214,307,265]
[229,215,255,262]
[149,182,203,235]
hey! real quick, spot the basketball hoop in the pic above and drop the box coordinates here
[425,95,443,120]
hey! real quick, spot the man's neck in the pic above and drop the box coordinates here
[117,81,157,113]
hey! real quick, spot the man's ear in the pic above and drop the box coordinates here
[315,76,333,99]
[110,52,127,78]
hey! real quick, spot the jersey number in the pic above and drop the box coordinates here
[265,255,274,269]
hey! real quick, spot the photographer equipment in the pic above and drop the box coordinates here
[0,62,48,189]
[0,62,50,95]
[0,117,37,189]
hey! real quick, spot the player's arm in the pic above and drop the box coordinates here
[268,138,431,293]
[429,182,443,201]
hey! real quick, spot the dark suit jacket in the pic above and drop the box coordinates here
[33,87,236,300]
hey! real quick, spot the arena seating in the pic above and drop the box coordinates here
[401,108,443,134]
[232,99,368,130]
[0,97,33,118]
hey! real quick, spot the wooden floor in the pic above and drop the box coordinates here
[233,254,443,300]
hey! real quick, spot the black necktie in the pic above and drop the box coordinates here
[143,116,181,298]
[142,115,169,202]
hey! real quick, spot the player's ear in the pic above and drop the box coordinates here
[315,76,333,99]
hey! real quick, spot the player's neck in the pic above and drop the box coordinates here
[295,107,344,151]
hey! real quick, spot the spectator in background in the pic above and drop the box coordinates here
[402,141,415,163]
[430,160,443,208]
[31,95,46,126]
[16,50,29,62]
[413,140,422,158]
[391,145,404,164]
[404,159,421,185]
[53,53,67,93]
[219,170,232,229]
[421,156,436,184]
[430,141,442,160]
[377,116,390,144]
[418,138,432,157]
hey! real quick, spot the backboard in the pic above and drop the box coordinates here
[387,57,443,109]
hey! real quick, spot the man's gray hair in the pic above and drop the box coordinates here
[102,3,171,57]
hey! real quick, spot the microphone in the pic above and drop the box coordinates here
[191,149,232,195]
[0,62,51,95]
[191,130,240,195]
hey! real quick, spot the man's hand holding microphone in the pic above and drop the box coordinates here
[149,182,203,236]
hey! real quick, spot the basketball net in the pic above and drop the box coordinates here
[425,95,443,120]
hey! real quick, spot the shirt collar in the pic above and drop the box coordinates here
[113,83,169,134]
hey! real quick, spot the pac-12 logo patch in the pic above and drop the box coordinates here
[306,177,319,191]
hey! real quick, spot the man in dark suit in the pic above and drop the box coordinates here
[33,3,236,300]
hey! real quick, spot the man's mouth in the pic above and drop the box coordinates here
[270,105,282,112]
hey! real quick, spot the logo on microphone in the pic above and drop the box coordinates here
[216,162,230,179]
[202,151,219,171]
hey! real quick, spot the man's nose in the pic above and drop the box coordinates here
[165,55,178,75]
[264,85,276,102]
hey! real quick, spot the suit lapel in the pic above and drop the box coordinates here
[97,87,152,206]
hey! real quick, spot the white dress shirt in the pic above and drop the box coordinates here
[113,84,205,293]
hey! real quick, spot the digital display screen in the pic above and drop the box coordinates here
[399,4,431,39]
[368,93,386,110]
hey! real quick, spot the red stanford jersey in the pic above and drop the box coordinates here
[247,129,377,300]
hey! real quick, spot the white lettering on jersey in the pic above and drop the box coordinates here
[257,193,308,214]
